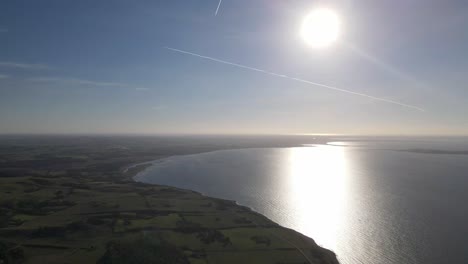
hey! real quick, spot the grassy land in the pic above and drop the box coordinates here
[0,135,338,264]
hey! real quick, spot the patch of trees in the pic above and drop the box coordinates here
[98,237,189,264]
[54,190,64,199]
[4,198,75,215]
[11,199,48,215]
[200,203,212,208]
[23,185,40,193]
[0,214,11,228]
[2,158,84,170]
[66,220,89,232]
[60,182,90,190]
[196,230,231,247]
[159,188,186,195]
[250,235,271,246]
[31,226,67,238]
[0,241,24,264]
[29,178,52,186]
[89,161,129,173]
[31,221,89,238]
[0,168,33,178]
[0,200,15,211]
[43,199,76,207]
[86,216,107,226]
[176,219,202,234]
[215,200,235,210]
[176,219,231,247]
[234,217,252,224]
[187,249,206,259]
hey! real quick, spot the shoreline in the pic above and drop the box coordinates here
[0,138,340,263]
[125,148,340,262]
[122,144,322,178]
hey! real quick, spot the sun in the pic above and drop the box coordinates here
[300,8,341,48]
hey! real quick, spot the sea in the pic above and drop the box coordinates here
[134,137,468,264]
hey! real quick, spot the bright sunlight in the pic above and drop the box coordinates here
[300,8,341,48]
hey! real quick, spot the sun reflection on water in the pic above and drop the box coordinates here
[286,146,349,250]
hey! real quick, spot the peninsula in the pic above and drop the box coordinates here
[0,135,338,264]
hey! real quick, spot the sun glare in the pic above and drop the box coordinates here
[301,8,341,48]
[286,146,349,250]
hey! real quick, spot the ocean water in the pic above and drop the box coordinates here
[135,138,468,264]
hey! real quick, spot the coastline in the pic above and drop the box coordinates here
[126,151,340,264]
[0,138,339,264]
[123,145,315,181]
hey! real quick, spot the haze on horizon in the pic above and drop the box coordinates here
[1,0,468,136]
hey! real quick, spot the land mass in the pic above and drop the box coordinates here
[0,135,338,264]
[401,148,468,155]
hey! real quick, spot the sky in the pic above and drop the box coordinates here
[1,0,468,135]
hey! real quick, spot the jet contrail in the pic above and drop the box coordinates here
[164,47,425,112]
[215,0,223,16]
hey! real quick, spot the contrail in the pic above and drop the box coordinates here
[215,0,223,16]
[164,47,425,112]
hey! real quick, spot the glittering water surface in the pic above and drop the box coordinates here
[135,140,468,264]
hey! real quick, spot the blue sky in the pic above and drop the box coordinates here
[1,0,468,135]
